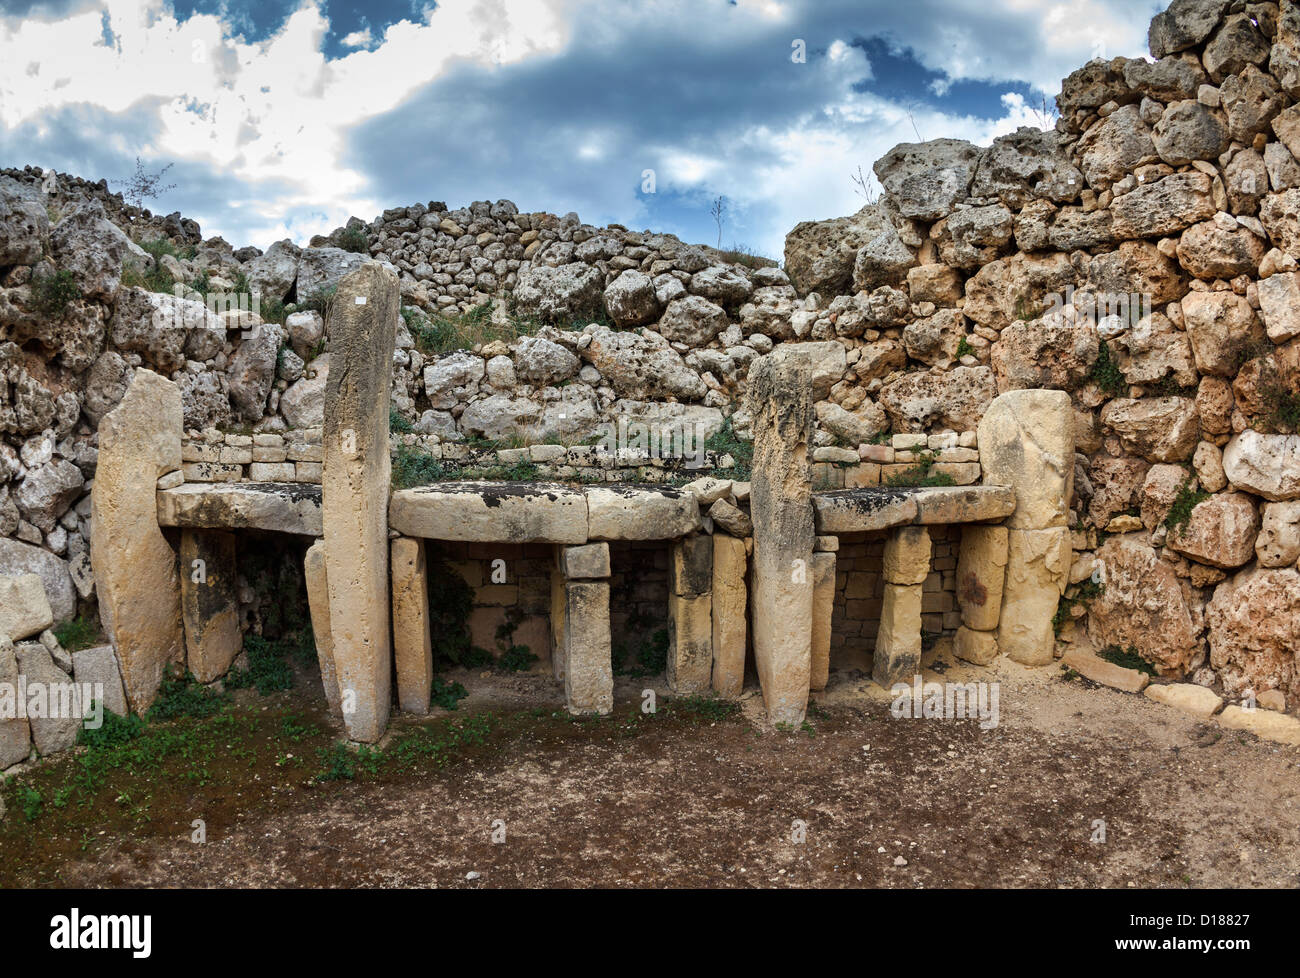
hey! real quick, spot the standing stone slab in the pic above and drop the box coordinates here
[809,551,836,692]
[179,530,242,683]
[304,541,341,718]
[667,592,713,694]
[564,581,613,715]
[15,641,82,756]
[883,525,932,586]
[391,537,433,715]
[999,527,1071,666]
[322,263,399,743]
[550,551,568,682]
[91,369,185,714]
[71,644,128,718]
[746,347,815,725]
[0,636,32,768]
[957,525,1009,632]
[977,389,1075,530]
[711,535,748,699]
[873,582,923,688]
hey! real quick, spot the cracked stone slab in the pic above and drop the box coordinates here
[158,482,323,537]
[390,482,588,543]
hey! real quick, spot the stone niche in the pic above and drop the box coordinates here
[607,540,672,678]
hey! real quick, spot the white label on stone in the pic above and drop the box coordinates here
[355,296,367,305]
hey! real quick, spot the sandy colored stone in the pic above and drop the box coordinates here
[1206,566,1300,698]
[1144,683,1223,718]
[304,541,341,718]
[958,525,1008,632]
[746,347,814,725]
[1062,648,1150,693]
[977,389,1074,530]
[670,534,712,597]
[158,482,324,536]
[550,556,567,682]
[711,535,748,699]
[1218,704,1300,746]
[883,525,931,586]
[812,489,918,534]
[0,636,32,768]
[389,483,588,543]
[809,551,836,693]
[1259,690,1287,712]
[998,526,1070,666]
[667,591,712,694]
[322,262,398,743]
[560,542,610,580]
[0,573,52,642]
[179,530,242,683]
[873,582,923,687]
[1256,501,1300,567]
[953,626,999,666]
[15,640,83,755]
[1166,491,1260,569]
[391,537,433,716]
[586,486,699,541]
[71,644,128,719]
[1222,431,1300,501]
[563,581,613,715]
[91,368,185,714]
[911,485,1016,524]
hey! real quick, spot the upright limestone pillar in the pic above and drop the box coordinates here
[559,543,613,715]
[977,389,1074,666]
[809,547,837,692]
[91,369,185,714]
[322,263,399,742]
[711,535,748,699]
[953,525,1008,666]
[873,525,930,688]
[391,537,433,715]
[745,347,815,725]
[303,541,342,718]
[179,530,241,683]
[668,533,712,694]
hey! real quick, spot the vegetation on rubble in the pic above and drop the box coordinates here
[30,267,81,317]
[1052,579,1104,636]
[1259,372,1300,434]
[430,676,469,711]
[1097,644,1157,678]
[52,614,100,652]
[1088,340,1127,398]
[703,415,753,481]
[884,451,956,488]
[337,226,369,254]
[1164,478,1210,535]
[612,613,669,678]
[493,610,538,673]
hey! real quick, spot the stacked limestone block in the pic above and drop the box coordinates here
[556,543,614,715]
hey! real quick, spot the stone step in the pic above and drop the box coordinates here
[1061,648,1151,694]
[1217,705,1300,747]
[1143,683,1223,718]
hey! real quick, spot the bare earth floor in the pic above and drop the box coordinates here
[3,651,1299,889]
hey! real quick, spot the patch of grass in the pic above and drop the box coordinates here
[225,634,295,695]
[53,615,99,653]
[431,677,469,711]
[663,693,739,723]
[1052,579,1104,635]
[1260,377,1300,434]
[1164,478,1210,535]
[337,226,369,254]
[29,268,81,317]
[1098,644,1157,677]
[1088,340,1127,398]
[299,286,337,323]
[884,451,956,488]
[406,302,538,355]
[18,785,42,823]
[392,444,450,489]
[147,670,228,722]
[715,244,775,269]
[389,407,414,434]
[77,707,145,751]
[955,336,973,359]
[703,415,753,480]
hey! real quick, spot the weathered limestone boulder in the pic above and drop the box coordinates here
[1144,683,1223,718]
[0,636,31,768]
[954,626,999,666]
[0,176,48,265]
[563,581,613,715]
[1099,397,1200,463]
[391,538,433,716]
[878,365,996,432]
[1167,492,1260,569]
[853,221,918,292]
[71,644,128,718]
[991,318,1098,393]
[514,262,603,322]
[874,139,982,221]
[91,369,184,714]
[295,246,369,299]
[1152,100,1229,165]
[1109,171,1216,239]
[0,573,53,641]
[1222,431,1300,500]
[513,336,579,385]
[1203,12,1271,82]
[110,287,227,374]
[1218,704,1300,745]
[304,542,341,718]
[1207,566,1300,696]
[1180,290,1266,377]
[246,239,302,302]
[708,497,753,537]
[1088,534,1203,675]
[963,252,1077,331]
[978,389,1074,530]
[178,531,241,684]
[1176,220,1265,279]
[1256,501,1300,567]
[280,360,328,428]
[560,543,610,579]
[228,321,285,421]
[602,270,659,327]
[0,538,75,623]
[971,127,1082,209]
[581,326,705,400]
[48,199,131,301]
[873,526,930,686]
[159,483,323,536]
[912,485,1015,524]
[1257,271,1300,343]
[14,641,82,755]
[586,486,698,541]
[1078,104,1158,186]
[998,527,1069,666]
[690,265,753,307]
[957,526,1008,632]
[322,263,399,744]
[746,347,814,724]
[1111,312,1199,388]
[785,205,903,295]
[668,534,713,695]
[658,295,729,346]
[812,488,918,534]
[15,459,83,532]
[712,535,747,699]
[815,400,887,446]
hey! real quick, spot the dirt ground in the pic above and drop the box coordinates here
[4,646,1299,889]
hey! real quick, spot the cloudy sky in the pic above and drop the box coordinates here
[0,0,1167,257]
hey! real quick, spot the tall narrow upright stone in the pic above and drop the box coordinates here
[304,541,341,718]
[711,534,748,699]
[746,347,815,725]
[809,551,836,692]
[322,262,399,743]
[91,369,185,714]
[391,537,433,715]
[179,530,242,683]
[668,534,713,694]
[873,526,931,688]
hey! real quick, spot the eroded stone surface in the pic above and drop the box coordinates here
[179,530,241,683]
[391,537,433,715]
[391,483,588,544]
[159,483,323,537]
[712,535,748,699]
[977,389,1074,530]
